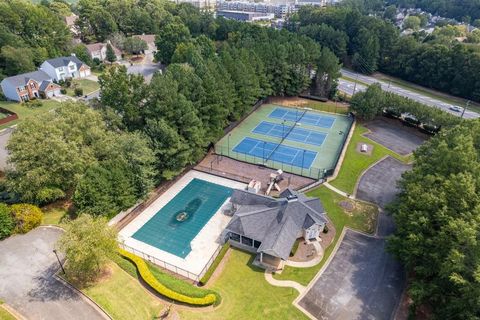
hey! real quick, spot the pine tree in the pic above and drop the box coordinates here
[105,43,117,62]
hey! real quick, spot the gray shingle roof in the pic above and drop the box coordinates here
[44,55,87,69]
[225,188,327,260]
[1,70,51,88]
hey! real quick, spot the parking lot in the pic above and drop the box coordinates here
[298,230,405,320]
[364,118,427,156]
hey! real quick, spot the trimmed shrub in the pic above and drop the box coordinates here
[118,248,217,306]
[112,254,221,304]
[10,204,43,233]
[199,243,230,286]
[0,204,14,239]
[74,88,84,97]
[60,88,67,94]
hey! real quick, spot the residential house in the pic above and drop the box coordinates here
[40,55,91,82]
[132,34,156,54]
[86,42,122,62]
[0,70,61,102]
[223,188,327,270]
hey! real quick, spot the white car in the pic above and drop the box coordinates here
[449,106,462,112]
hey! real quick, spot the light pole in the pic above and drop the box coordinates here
[53,249,66,274]
[262,141,266,165]
[282,120,286,138]
[301,150,306,176]
[227,133,231,156]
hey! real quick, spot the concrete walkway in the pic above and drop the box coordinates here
[264,271,306,294]
[285,241,324,268]
[323,182,354,199]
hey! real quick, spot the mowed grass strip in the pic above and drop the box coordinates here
[179,249,308,320]
[0,304,16,320]
[82,263,165,320]
[329,123,410,195]
[272,186,378,286]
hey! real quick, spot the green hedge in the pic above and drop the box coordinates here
[199,243,230,286]
[117,248,217,306]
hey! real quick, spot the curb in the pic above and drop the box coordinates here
[53,274,113,320]
[1,303,26,320]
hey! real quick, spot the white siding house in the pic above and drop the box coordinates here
[40,55,91,82]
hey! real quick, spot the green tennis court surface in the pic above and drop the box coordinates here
[132,179,232,258]
[215,104,353,179]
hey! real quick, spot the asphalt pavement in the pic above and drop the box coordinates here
[339,69,480,119]
[0,227,107,320]
[0,128,13,171]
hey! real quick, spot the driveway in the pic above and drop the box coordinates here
[0,227,106,320]
[0,128,13,171]
[298,230,405,320]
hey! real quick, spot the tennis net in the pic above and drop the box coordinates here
[264,108,307,162]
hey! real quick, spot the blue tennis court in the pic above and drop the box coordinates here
[232,137,317,169]
[269,107,336,129]
[252,121,327,146]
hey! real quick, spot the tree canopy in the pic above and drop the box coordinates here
[58,214,117,284]
[6,102,156,212]
[388,120,480,318]
[291,5,480,102]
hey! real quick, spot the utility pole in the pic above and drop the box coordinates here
[461,100,470,119]
[352,74,359,96]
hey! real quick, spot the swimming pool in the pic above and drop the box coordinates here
[132,179,233,258]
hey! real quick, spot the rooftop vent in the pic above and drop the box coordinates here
[286,195,298,202]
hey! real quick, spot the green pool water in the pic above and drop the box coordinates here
[132,178,233,258]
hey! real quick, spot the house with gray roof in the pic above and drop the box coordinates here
[223,188,327,270]
[40,55,91,82]
[0,70,61,102]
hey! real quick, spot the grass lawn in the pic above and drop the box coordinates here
[82,263,165,320]
[179,249,307,320]
[273,186,378,286]
[329,123,410,195]
[0,100,62,130]
[0,304,16,320]
[41,207,67,225]
[66,79,100,97]
[305,100,349,115]
[372,73,480,113]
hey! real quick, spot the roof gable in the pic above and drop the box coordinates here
[1,70,52,88]
[225,188,327,260]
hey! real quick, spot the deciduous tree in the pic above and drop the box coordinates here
[58,215,117,284]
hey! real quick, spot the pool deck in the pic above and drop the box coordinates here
[118,170,246,278]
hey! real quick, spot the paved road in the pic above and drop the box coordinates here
[0,227,106,320]
[339,69,480,119]
[0,128,13,171]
